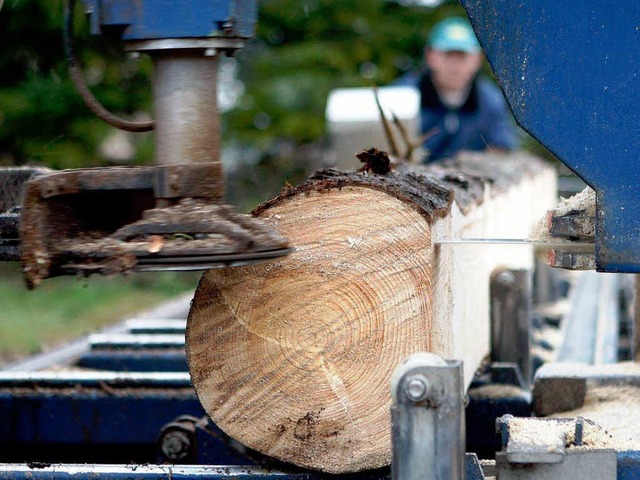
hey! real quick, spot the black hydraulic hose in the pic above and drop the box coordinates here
[64,0,154,132]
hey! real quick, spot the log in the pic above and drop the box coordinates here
[186,152,557,473]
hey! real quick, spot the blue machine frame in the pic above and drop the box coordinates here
[461,1,640,273]
[80,0,257,40]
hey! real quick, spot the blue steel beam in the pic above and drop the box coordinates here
[0,456,488,479]
[619,451,640,480]
[75,350,188,372]
[0,373,203,447]
[0,393,203,445]
[0,465,319,480]
[461,1,640,272]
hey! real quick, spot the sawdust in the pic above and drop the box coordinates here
[528,186,595,242]
[507,417,566,452]
[566,418,629,450]
[111,199,289,249]
[554,187,596,218]
[528,213,553,243]
[507,416,626,451]
[60,236,244,256]
[553,384,640,450]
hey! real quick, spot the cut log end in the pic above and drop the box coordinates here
[186,153,557,473]
[187,187,435,472]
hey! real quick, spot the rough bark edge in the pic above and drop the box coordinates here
[253,152,549,221]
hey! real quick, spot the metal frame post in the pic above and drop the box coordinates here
[490,269,532,386]
[391,353,465,480]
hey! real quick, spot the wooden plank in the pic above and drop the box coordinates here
[186,152,557,473]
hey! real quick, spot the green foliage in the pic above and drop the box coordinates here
[0,264,198,361]
[0,0,153,167]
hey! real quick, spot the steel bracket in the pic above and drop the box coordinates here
[495,415,617,480]
[390,353,465,480]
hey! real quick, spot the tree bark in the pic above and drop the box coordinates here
[186,152,557,473]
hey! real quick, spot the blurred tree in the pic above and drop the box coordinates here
[222,0,466,209]
[226,0,464,149]
[0,0,153,168]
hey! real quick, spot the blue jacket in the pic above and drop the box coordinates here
[406,71,518,162]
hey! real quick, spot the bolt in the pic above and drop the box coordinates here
[405,375,429,402]
[219,20,235,32]
[160,430,192,461]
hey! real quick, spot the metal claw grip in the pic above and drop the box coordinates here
[18,164,291,288]
[390,353,465,480]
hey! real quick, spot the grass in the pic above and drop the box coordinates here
[0,264,199,363]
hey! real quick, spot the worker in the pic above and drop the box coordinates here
[400,17,519,162]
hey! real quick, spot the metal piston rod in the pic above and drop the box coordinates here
[134,41,226,170]
[154,51,220,167]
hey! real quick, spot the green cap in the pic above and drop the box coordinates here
[428,17,481,53]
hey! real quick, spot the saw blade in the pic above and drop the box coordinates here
[132,248,295,272]
[436,238,594,250]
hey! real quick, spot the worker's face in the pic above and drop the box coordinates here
[426,49,483,93]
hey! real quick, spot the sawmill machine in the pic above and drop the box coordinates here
[1,1,640,480]
[0,0,292,290]
[390,2,640,479]
[463,0,640,274]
